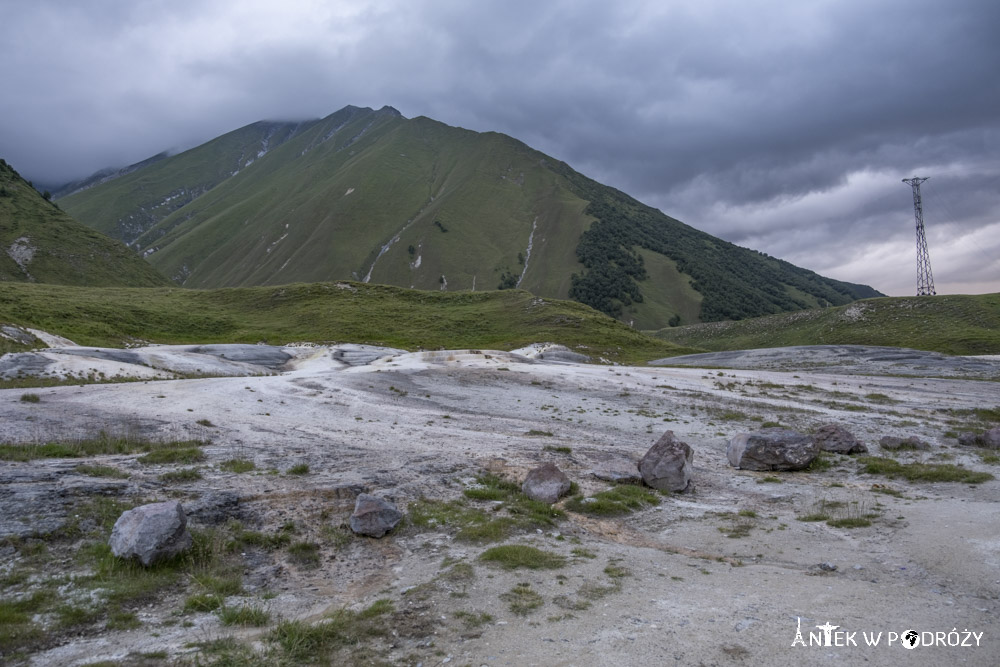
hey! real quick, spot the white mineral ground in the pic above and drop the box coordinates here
[2,339,998,666]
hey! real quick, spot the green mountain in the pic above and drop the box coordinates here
[58,105,881,328]
[0,158,168,287]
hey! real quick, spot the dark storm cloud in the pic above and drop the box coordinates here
[1,0,997,295]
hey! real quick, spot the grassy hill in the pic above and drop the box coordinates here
[651,293,1000,356]
[0,282,697,364]
[0,159,168,287]
[59,106,880,328]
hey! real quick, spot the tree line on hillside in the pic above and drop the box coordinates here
[556,165,880,322]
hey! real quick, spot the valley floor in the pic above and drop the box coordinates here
[1,342,998,666]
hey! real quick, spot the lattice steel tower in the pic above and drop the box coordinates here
[903,176,936,296]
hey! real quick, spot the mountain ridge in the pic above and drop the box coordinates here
[57,105,881,327]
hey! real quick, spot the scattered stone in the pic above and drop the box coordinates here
[591,461,642,485]
[818,562,838,572]
[879,435,931,451]
[109,501,192,566]
[185,491,241,525]
[638,431,694,492]
[521,463,572,503]
[957,432,980,447]
[727,428,819,471]
[813,424,867,454]
[349,494,402,537]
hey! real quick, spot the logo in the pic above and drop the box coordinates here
[791,617,983,650]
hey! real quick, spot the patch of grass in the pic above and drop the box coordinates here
[453,610,493,629]
[807,452,833,472]
[526,430,554,437]
[219,458,255,473]
[196,418,216,427]
[859,456,994,484]
[19,393,40,403]
[266,599,392,663]
[479,544,566,570]
[0,430,208,463]
[219,603,270,627]
[74,464,129,479]
[227,521,293,550]
[184,592,224,613]
[159,467,203,483]
[500,583,544,615]
[288,542,321,568]
[870,485,904,498]
[286,463,310,475]
[543,445,572,454]
[865,393,899,404]
[571,547,597,559]
[756,475,783,484]
[564,484,661,516]
[138,446,205,465]
[106,610,141,630]
[826,517,872,528]
[977,450,1000,465]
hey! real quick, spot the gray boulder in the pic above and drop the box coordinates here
[109,501,192,566]
[349,494,402,538]
[983,427,1000,450]
[957,432,980,447]
[522,463,572,504]
[727,428,819,471]
[638,431,694,492]
[813,424,867,454]
[879,435,931,451]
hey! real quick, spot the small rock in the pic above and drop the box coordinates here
[727,429,818,471]
[813,424,867,454]
[591,461,642,485]
[983,427,1000,450]
[879,436,930,451]
[957,432,980,447]
[349,494,402,538]
[109,501,192,567]
[638,431,693,492]
[818,562,838,572]
[522,463,572,504]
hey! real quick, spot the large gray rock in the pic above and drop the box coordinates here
[813,424,867,454]
[109,501,192,567]
[727,429,819,471]
[522,463,572,503]
[638,431,694,492]
[956,427,1000,449]
[349,494,402,538]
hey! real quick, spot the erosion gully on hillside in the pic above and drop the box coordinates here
[1,341,998,666]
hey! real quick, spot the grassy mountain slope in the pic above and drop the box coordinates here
[59,105,881,327]
[0,159,168,287]
[0,282,695,363]
[651,293,1000,355]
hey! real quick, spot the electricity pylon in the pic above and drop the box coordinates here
[902,176,935,296]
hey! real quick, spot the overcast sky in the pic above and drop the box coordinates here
[2,0,998,296]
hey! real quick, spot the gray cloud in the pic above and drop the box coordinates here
[1,0,997,296]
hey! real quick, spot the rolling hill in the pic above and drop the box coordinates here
[651,293,1000,355]
[58,105,881,328]
[0,282,696,364]
[0,158,168,287]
